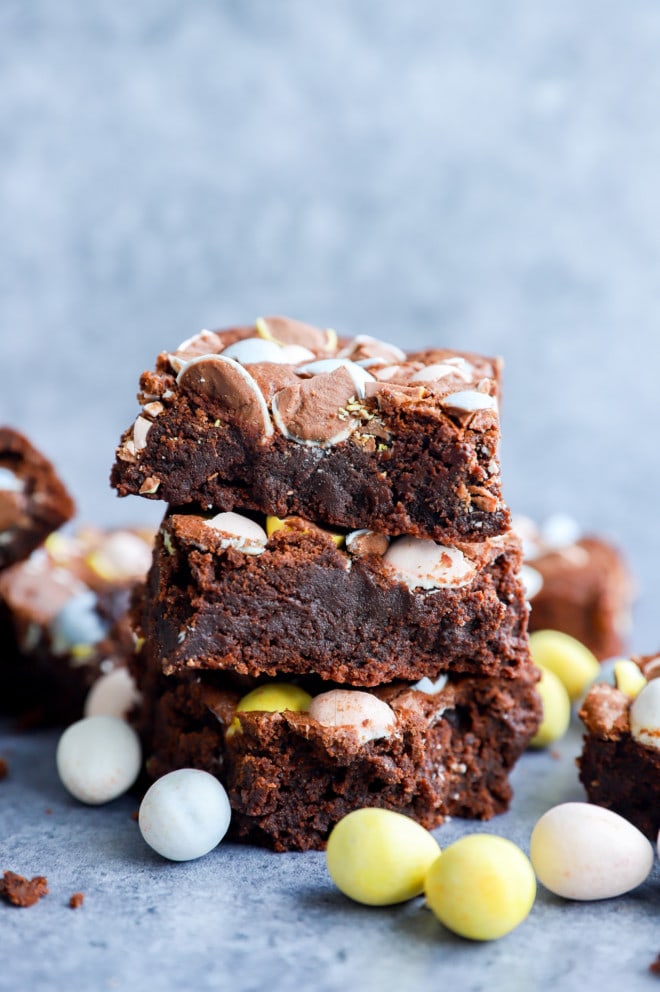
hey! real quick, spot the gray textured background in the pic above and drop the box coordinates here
[2,4,660,989]
[2,1,660,647]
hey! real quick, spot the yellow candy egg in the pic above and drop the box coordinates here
[529,665,571,748]
[613,659,647,698]
[235,683,312,714]
[227,683,312,738]
[326,808,441,906]
[424,834,536,941]
[528,630,599,702]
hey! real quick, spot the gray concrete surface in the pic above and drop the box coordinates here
[2,3,660,988]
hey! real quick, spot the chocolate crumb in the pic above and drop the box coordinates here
[0,759,8,780]
[0,871,49,907]
[44,808,53,816]
[650,953,660,976]
[130,809,139,821]
[69,892,84,909]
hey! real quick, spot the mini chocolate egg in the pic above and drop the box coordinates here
[530,802,654,900]
[56,715,142,805]
[139,768,231,862]
[326,808,441,905]
[424,834,536,941]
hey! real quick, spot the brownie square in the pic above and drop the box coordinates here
[132,653,541,852]
[0,427,75,570]
[577,654,660,839]
[0,526,152,725]
[524,530,633,661]
[111,319,509,542]
[140,509,531,685]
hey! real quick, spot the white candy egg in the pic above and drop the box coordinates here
[221,337,284,364]
[308,690,396,743]
[139,768,232,861]
[84,668,141,720]
[530,802,654,900]
[629,679,660,750]
[56,715,142,805]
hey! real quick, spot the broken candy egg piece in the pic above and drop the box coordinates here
[410,673,449,695]
[221,337,285,364]
[271,366,361,446]
[384,537,477,591]
[205,511,268,555]
[613,659,647,699]
[629,679,660,750]
[295,358,375,399]
[177,355,274,437]
[308,689,396,744]
[345,529,390,557]
[337,334,406,365]
[410,358,474,384]
[255,315,332,353]
[441,390,498,414]
[132,416,152,451]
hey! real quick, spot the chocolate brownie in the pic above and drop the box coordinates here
[0,526,152,725]
[140,509,530,685]
[578,654,660,839]
[516,515,634,660]
[111,318,509,542]
[133,657,541,852]
[0,427,75,570]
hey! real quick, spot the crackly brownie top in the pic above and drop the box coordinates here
[116,316,502,463]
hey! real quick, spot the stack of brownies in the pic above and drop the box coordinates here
[111,317,541,850]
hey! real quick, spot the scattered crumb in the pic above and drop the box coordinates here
[44,808,53,816]
[0,758,8,780]
[130,809,139,821]
[69,892,84,909]
[649,953,660,976]
[0,871,49,907]
[549,749,562,761]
